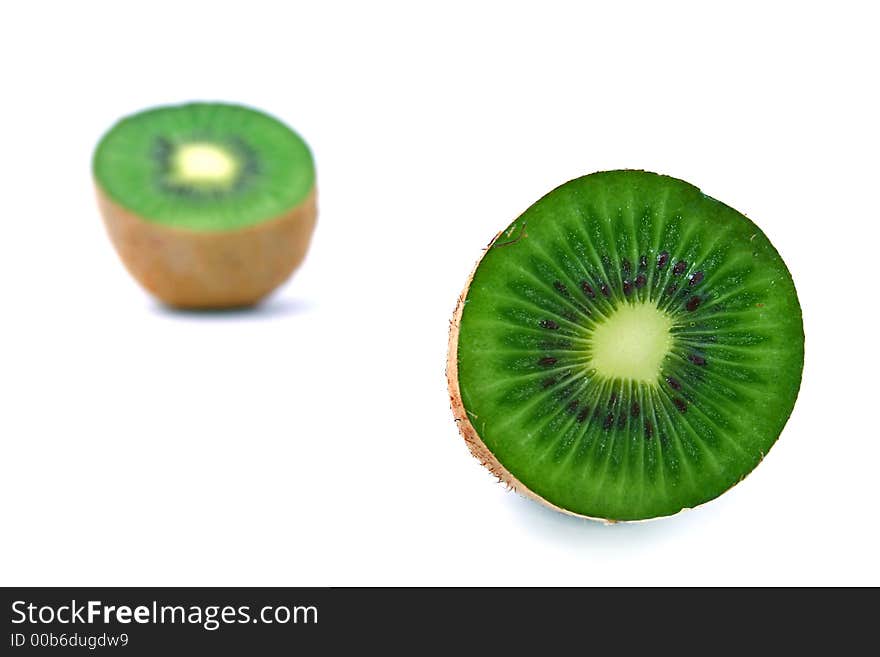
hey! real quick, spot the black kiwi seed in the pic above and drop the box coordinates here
[666,377,682,391]
[657,251,670,269]
[673,261,687,275]
[673,398,688,413]
[538,357,558,366]
[540,320,559,330]
[581,281,595,297]
[686,296,702,312]
[689,354,707,366]
[689,271,704,286]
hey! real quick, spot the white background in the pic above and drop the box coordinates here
[1,1,877,586]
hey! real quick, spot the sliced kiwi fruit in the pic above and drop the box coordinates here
[93,102,317,308]
[448,170,803,521]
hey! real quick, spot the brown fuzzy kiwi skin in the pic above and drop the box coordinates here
[445,236,739,525]
[96,185,317,309]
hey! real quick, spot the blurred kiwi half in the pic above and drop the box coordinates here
[93,102,317,308]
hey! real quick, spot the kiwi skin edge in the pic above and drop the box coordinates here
[96,185,318,309]
[446,232,763,525]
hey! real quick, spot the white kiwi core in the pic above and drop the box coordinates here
[172,142,239,186]
[589,303,673,384]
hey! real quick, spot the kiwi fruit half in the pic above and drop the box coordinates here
[448,170,803,521]
[93,102,317,308]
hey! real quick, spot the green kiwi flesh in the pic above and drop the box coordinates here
[450,170,804,521]
[93,102,314,231]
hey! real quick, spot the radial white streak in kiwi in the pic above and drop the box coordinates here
[588,303,673,384]
[171,142,239,187]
